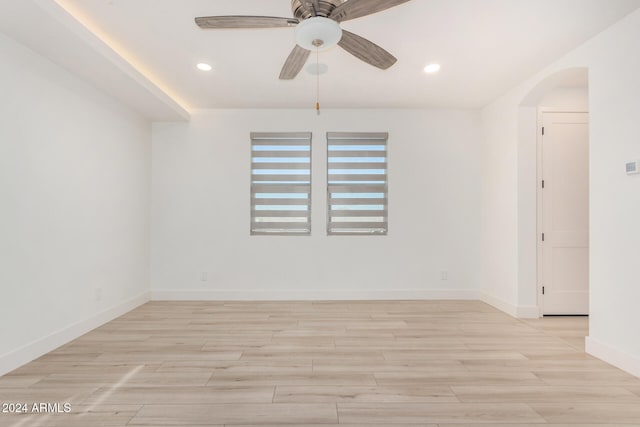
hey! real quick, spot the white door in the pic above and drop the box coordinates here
[541,112,589,315]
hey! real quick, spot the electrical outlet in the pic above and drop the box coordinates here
[96,287,102,301]
[441,271,448,281]
[200,272,208,282]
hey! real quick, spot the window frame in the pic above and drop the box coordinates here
[326,132,388,236]
[250,132,312,236]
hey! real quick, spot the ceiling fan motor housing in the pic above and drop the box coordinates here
[291,0,345,20]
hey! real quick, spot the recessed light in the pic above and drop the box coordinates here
[424,63,441,74]
[197,63,212,71]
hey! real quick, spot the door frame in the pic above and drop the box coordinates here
[536,108,589,317]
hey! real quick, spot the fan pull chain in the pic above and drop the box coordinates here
[315,45,320,115]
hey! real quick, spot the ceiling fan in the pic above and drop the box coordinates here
[195,0,412,80]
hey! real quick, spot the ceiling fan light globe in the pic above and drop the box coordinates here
[294,17,342,51]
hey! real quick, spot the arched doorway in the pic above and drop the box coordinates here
[518,67,589,316]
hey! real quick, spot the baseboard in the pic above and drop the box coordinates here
[586,336,640,378]
[480,293,540,319]
[0,291,151,376]
[151,289,480,301]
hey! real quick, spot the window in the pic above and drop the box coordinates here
[250,132,312,235]
[327,132,388,235]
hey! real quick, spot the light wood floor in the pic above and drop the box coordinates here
[2,300,640,426]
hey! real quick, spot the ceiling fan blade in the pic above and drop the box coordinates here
[329,0,412,22]
[195,16,298,29]
[338,30,397,70]
[279,45,311,80]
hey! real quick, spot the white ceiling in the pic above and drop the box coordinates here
[2,0,640,117]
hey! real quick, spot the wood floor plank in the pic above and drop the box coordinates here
[128,403,338,425]
[6,361,162,376]
[460,358,628,372]
[231,425,437,427]
[240,349,386,362]
[337,403,546,424]
[0,375,44,387]
[0,387,97,403]
[382,349,528,361]
[31,372,212,388]
[155,360,312,374]
[374,371,545,386]
[33,353,102,363]
[465,341,576,351]
[337,339,469,350]
[82,386,275,405]
[0,404,142,427]
[438,424,634,427]
[531,403,640,424]
[534,370,640,386]
[207,372,377,386]
[525,351,595,361]
[451,385,640,403]
[299,320,408,329]
[274,385,458,403]
[94,350,242,362]
[271,328,348,337]
[311,359,465,373]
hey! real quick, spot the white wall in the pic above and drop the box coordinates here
[586,10,640,376]
[0,33,151,375]
[480,9,640,375]
[539,87,589,111]
[151,109,482,300]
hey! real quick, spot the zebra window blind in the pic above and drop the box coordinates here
[327,132,388,235]
[250,132,312,235]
